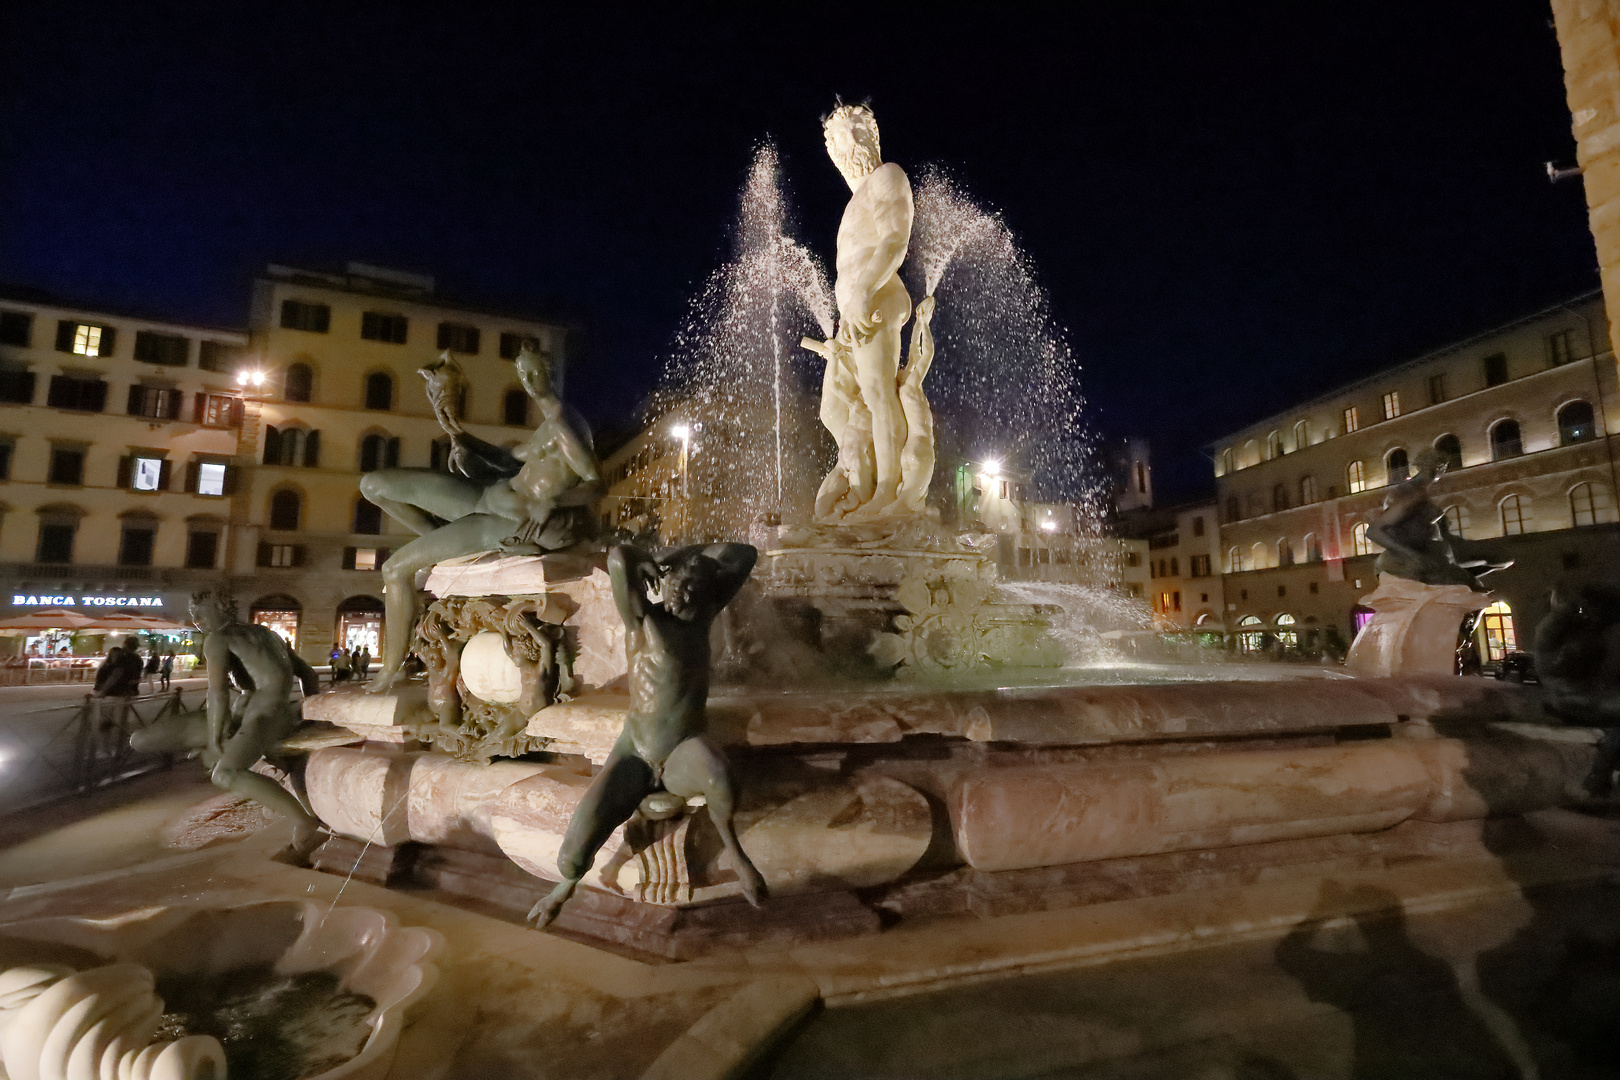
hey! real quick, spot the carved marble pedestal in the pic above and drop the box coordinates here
[1344,574,1490,677]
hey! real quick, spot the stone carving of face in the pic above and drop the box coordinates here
[823,104,881,187]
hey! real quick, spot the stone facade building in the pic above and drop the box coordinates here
[0,265,568,663]
[1212,292,1619,658]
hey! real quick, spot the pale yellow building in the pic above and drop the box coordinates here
[0,285,247,646]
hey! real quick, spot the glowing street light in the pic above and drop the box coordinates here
[671,422,693,539]
[981,458,1002,479]
[236,369,267,389]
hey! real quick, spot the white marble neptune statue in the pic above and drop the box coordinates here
[801,103,937,522]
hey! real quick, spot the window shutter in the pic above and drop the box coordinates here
[116,456,133,489]
[97,328,116,357]
[342,547,356,570]
[184,460,200,493]
[158,459,173,490]
[54,321,74,352]
[192,392,205,424]
[127,385,144,415]
[165,391,182,420]
[386,437,400,468]
[263,427,282,465]
[303,429,321,467]
[292,545,306,567]
[86,380,106,412]
[228,397,244,426]
[256,542,271,567]
[221,465,237,496]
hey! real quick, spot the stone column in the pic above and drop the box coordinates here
[1552,0,1620,368]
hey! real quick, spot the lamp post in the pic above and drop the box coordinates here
[672,423,691,542]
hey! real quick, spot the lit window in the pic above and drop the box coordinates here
[1571,483,1597,527]
[72,324,102,356]
[1500,494,1527,536]
[1443,505,1468,539]
[353,547,380,570]
[1300,475,1317,504]
[267,544,297,567]
[1343,406,1360,433]
[197,462,226,496]
[132,457,162,491]
[1381,392,1400,420]
[1292,420,1308,450]
[1352,522,1373,556]
[1478,600,1516,662]
[1347,460,1366,493]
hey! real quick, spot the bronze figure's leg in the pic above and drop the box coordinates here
[528,743,657,927]
[358,470,483,536]
[663,736,766,906]
[214,698,320,861]
[369,513,514,693]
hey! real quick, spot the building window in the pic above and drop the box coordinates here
[438,323,480,354]
[1219,449,1233,476]
[195,462,227,497]
[117,523,155,567]
[129,456,165,491]
[269,489,301,531]
[48,447,84,485]
[1300,475,1317,504]
[0,311,32,347]
[1226,546,1245,573]
[36,521,75,564]
[361,312,408,344]
[1278,538,1295,566]
[1272,483,1288,513]
[1225,496,1241,523]
[1434,434,1463,472]
[1381,391,1400,420]
[1428,373,1447,405]
[127,385,183,420]
[57,321,113,357]
[1571,483,1598,527]
[133,331,189,366]
[1386,448,1409,484]
[1342,406,1360,434]
[284,362,314,402]
[359,433,400,472]
[263,427,319,467]
[1346,460,1366,493]
[1304,533,1322,561]
[1351,521,1372,556]
[1292,420,1308,451]
[196,392,243,427]
[1443,505,1468,539]
[1478,600,1516,663]
[343,546,390,571]
[0,370,37,404]
[1483,353,1508,387]
[498,388,531,420]
[46,375,107,412]
[364,372,394,410]
[257,544,302,568]
[1191,516,1204,538]
[430,437,452,473]
[1558,401,1595,446]
[353,497,383,534]
[280,300,330,333]
[1266,431,1283,459]
[1548,328,1576,367]
[1250,542,1268,570]
[1189,553,1211,577]
[0,440,11,480]
[197,340,238,372]
[1500,494,1528,535]
[1490,420,1522,460]
[500,332,540,359]
[185,529,219,569]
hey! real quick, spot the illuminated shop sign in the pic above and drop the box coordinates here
[12,595,165,608]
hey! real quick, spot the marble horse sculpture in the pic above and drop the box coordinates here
[529,542,766,927]
[800,102,938,523]
[360,345,601,692]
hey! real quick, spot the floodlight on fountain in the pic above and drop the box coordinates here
[671,423,691,442]
[1042,517,1058,533]
[982,458,1002,480]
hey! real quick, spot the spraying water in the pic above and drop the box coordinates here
[663,144,835,534]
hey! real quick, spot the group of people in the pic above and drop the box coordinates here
[91,637,177,698]
[328,644,373,684]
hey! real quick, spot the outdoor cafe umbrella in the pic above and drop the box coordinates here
[0,609,98,635]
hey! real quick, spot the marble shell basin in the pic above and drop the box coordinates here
[0,900,443,1080]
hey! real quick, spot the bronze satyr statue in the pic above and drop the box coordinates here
[1368,449,1509,588]
[1532,583,1620,796]
[359,345,600,693]
[190,589,324,861]
[528,542,766,927]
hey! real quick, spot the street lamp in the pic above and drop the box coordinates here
[671,422,692,541]
[236,369,267,390]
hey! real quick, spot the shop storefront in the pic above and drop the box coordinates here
[0,590,197,684]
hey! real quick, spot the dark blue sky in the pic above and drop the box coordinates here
[0,2,1597,498]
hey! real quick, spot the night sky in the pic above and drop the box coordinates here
[0,3,1598,499]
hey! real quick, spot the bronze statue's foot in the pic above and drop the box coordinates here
[527,879,577,928]
[364,672,395,695]
[272,826,327,868]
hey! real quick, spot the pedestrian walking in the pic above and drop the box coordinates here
[143,650,160,693]
[93,637,145,698]
[159,651,174,691]
[331,647,350,684]
[358,646,371,677]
